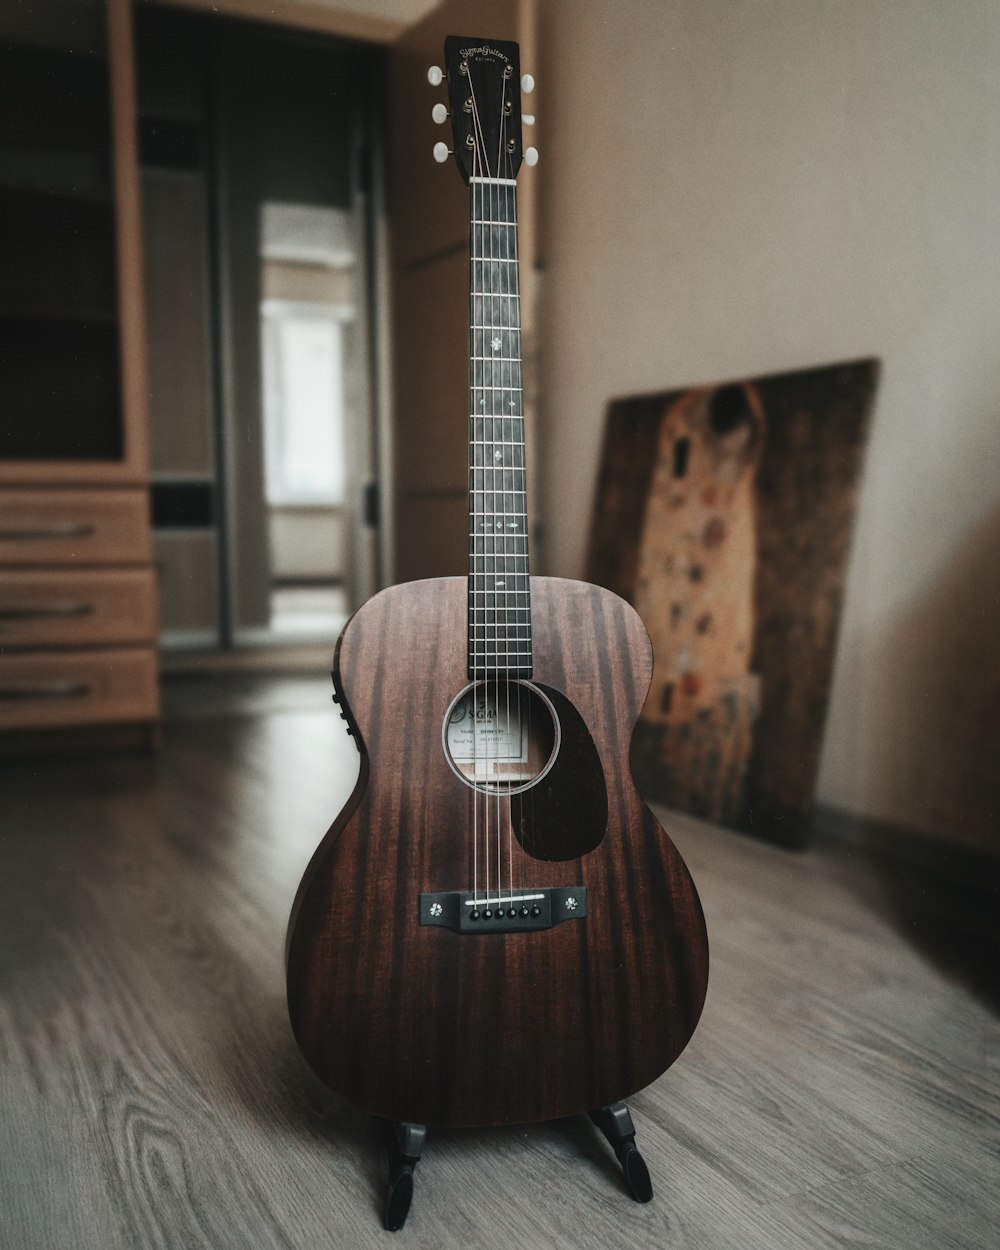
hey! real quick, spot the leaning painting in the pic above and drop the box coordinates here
[586,359,879,847]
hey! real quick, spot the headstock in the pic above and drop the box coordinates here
[429,35,535,184]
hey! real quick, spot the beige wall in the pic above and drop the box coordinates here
[535,0,1000,850]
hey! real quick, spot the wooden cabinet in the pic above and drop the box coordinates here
[0,0,158,747]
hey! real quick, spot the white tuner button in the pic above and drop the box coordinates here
[427,65,443,86]
[431,102,448,124]
[522,113,535,126]
[521,73,535,94]
[432,141,450,163]
[524,146,539,167]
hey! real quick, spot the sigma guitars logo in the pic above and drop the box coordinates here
[462,45,508,63]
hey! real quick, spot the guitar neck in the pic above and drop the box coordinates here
[467,175,532,680]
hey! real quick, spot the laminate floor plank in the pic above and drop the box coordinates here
[0,674,995,1249]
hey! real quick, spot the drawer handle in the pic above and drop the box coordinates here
[0,603,95,624]
[0,682,92,702]
[0,524,96,541]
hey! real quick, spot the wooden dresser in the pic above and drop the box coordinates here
[0,0,158,749]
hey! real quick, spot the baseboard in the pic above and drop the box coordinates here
[811,802,1000,899]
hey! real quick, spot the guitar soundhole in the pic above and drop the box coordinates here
[443,680,559,796]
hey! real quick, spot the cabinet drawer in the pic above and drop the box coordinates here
[0,648,158,730]
[0,569,157,648]
[0,488,151,566]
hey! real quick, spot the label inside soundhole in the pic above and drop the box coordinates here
[447,686,531,782]
[443,681,558,792]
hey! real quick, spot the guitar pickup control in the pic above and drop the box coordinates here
[419,887,587,934]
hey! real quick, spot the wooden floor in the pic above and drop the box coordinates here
[0,673,996,1249]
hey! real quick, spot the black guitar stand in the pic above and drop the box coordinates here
[380,1101,652,1231]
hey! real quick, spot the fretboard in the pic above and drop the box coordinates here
[467,176,531,680]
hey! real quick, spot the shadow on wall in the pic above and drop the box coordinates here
[864,502,1000,858]
[827,504,1000,1008]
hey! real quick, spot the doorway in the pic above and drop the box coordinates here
[260,202,360,639]
[136,6,385,653]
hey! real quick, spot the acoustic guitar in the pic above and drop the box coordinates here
[286,31,708,1196]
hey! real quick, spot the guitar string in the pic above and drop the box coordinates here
[481,78,506,911]
[491,105,503,914]
[473,72,504,914]
[495,97,507,910]
[505,153,524,897]
[467,70,530,914]
[467,71,490,911]
[500,109,515,912]
[509,163,532,886]
[468,129,481,909]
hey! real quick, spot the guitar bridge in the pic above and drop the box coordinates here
[419,887,587,934]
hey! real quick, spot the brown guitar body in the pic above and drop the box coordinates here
[286,575,709,1127]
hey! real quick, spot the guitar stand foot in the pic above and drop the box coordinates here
[381,1120,427,1231]
[589,1103,653,1203]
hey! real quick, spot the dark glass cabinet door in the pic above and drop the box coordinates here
[0,12,124,461]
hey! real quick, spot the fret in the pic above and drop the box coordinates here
[469,656,533,662]
[470,370,521,377]
[473,293,520,304]
[468,420,525,440]
[472,296,520,327]
[472,597,535,607]
[469,625,532,634]
[472,227,516,259]
[471,265,518,296]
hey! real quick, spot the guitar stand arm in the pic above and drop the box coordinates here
[381,1119,426,1232]
[589,1103,653,1203]
[378,1102,649,1231]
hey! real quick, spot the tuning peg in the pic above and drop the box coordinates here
[524,146,538,167]
[521,73,535,94]
[427,65,443,86]
[522,114,535,126]
[432,141,450,163]
[431,102,448,125]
